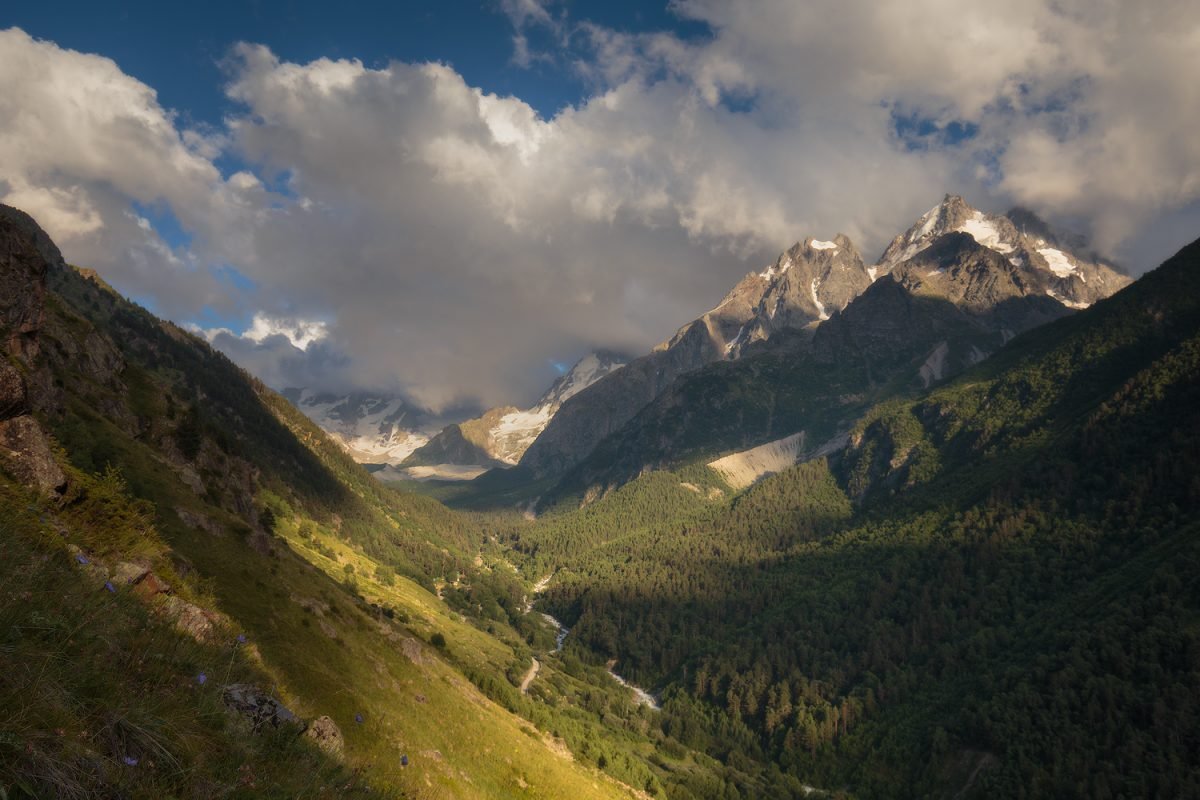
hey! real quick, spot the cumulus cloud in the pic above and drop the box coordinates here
[1,3,1198,410]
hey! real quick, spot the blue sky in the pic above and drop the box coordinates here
[7,1,708,126]
[2,2,1197,408]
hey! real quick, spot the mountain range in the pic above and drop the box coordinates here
[6,194,1197,800]
[294,195,1129,506]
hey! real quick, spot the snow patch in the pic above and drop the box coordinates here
[957,212,1014,254]
[917,203,941,237]
[810,278,830,321]
[867,266,878,282]
[1045,288,1090,310]
[810,239,838,251]
[760,254,792,280]
[709,432,807,490]
[1037,247,1076,278]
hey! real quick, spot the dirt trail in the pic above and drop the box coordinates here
[519,657,540,693]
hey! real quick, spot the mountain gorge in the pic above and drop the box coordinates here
[4,193,1196,800]
[0,205,748,799]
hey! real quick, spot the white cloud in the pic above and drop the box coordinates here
[242,314,329,350]
[1,5,1198,410]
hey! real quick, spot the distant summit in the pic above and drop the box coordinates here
[399,351,627,478]
[517,195,1131,483]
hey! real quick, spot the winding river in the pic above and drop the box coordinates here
[532,576,660,710]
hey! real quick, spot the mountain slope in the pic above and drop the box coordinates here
[403,351,626,474]
[515,196,1129,487]
[281,388,445,465]
[0,204,714,800]
[512,233,1200,797]
[517,236,876,480]
[540,200,1126,506]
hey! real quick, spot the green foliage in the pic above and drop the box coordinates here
[509,238,1200,797]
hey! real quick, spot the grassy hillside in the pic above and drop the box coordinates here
[507,237,1200,797]
[1,208,730,799]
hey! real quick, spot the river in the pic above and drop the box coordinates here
[532,576,659,710]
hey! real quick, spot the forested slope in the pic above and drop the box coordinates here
[514,236,1200,798]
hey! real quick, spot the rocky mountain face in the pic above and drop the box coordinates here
[527,196,1134,504]
[878,194,1129,308]
[0,205,67,496]
[282,389,450,465]
[519,195,1130,484]
[518,236,875,478]
[402,351,626,476]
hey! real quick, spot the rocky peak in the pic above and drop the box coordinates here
[877,195,1131,311]
[720,232,872,358]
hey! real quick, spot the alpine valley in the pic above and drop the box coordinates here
[3,184,1199,800]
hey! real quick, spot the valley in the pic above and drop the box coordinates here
[2,195,1198,799]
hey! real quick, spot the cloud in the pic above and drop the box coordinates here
[1,4,1198,411]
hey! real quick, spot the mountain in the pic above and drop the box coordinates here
[511,232,1200,797]
[517,236,877,479]
[0,204,743,799]
[400,351,626,477]
[511,196,1131,505]
[281,388,455,465]
[878,194,1129,308]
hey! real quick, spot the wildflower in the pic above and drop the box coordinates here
[75,553,89,565]
[355,713,364,724]
[122,756,138,766]
[400,754,409,767]
[104,581,116,593]
[236,634,247,645]
[197,672,207,685]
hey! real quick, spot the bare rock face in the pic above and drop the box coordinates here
[0,361,28,420]
[111,561,151,586]
[222,684,301,731]
[520,235,873,478]
[0,414,67,496]
[0,204,58,360]
[159,595,218,642]
[304,715,344,757]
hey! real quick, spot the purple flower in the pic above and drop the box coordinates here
[122,756,138,766]
[197,672,207,685]
[75,553,89,565]
[236,634,247,645]
[355,713,364,724]
[104,581,116,593]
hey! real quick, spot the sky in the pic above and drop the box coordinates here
[2,1,1199,411]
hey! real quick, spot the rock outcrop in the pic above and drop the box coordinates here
[303,715,344,756]
[222,684,301,730]
[0,205,67,497]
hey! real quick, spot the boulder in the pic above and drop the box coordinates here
[131,571,171,598]
[303,715,344,757]
[221,684,300,731]
[112,561,150,586]
[159,595,216,642]
[0,415,66,497]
